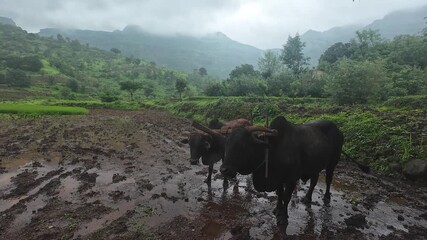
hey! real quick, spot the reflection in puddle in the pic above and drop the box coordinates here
[74,200,137,238]
[201,221,225,239]
[7,195,47,232]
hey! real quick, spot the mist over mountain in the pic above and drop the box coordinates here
[300,5,427,66]
[34,5,427,77]
[39,26,263,79]
[0,16,16,26]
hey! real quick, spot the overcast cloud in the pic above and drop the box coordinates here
[0,0,426,49]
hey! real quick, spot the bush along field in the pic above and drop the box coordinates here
[146,96,427,177]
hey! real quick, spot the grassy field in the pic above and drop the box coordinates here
[0,103,89,116]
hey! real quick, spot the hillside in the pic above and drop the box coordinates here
[0,24,202,101]
[0,17,15,26]
[37,5,427,73]
[300,5,427,66]
[39,26,263,79]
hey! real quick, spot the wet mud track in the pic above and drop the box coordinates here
[0,109,426,240]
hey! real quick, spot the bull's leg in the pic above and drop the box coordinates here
[273,183,284,216]
[222,176,229,189]
[277,181,296,225]
[302,174,319,204]
[205,163,213,184]
[323,167,335,202]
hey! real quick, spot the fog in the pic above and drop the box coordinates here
[0,0,425,49]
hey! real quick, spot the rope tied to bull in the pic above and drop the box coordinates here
[264,136,269,178]
[253,132,270,178]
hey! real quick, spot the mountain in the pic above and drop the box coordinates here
[0,16,16,26]
[300,25,362,66]
[365,6,427,38]
[32,5,427,74]
[0,23,204,100]
[300,5,427,66]
[39,26,263,79]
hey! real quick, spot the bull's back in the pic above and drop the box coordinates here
[299,121,343,173]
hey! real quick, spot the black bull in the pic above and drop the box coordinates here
[188,132,225,183]
[188,119,251,183]
[220,116,344,225]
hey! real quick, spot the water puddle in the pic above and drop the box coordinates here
[201,220,226,239]
[74,200,137,238]
[58,175,80,203]
[0,164,62,213]
[7,194,47,232]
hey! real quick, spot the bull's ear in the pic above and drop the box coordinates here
[204,140,211,149]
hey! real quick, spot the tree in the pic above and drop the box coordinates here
[204,82,224,96]
[56,34,65,42]
[280,34,310,76]
[229,64,259,79]
[265,70,294,96]
[324,59,388,105]
[143,82,155,98]
[198,67,208,76]
[66,79,79,92]
[175,78,187,100]
[319,42,352,65]
[70,39,81,51]
[258,50,281,79]
[348,29,385,60]
[110,48,121,54]
[387,35,427,69]
[5,56,43,72]
[5,69,31,87]
[225,75,266,96]
[389,64,426,95]
[119,80,142,101]
[296,70,326,97]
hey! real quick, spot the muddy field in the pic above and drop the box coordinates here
[1,109,427,240]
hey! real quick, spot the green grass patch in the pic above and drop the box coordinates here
[0,103,89,116]
[40,59,61,75]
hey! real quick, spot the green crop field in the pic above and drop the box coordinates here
[0,103,89,116]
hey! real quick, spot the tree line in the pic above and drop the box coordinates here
[1,23,425,105]
[203,29,427,105]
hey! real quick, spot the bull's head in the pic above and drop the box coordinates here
[220,126,277,178]
[188,133,212,165]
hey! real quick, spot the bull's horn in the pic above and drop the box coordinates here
[219,126,233,135]
[247,126,278,136]
[192,121,221,137]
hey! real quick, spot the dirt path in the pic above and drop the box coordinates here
[0,109,426,240]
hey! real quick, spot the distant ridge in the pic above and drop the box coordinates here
[39,26,263,79]
[0,16,16,26]
[12,4,426,76]
[300,5,427,66]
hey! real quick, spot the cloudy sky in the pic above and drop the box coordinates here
[0,0,426,49]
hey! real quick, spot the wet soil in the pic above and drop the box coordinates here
[1,109,426,240]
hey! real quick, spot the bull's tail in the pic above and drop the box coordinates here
[342,151,370,174]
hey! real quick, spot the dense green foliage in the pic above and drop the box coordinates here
[0,24,212,101]
[215,29,426,104]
